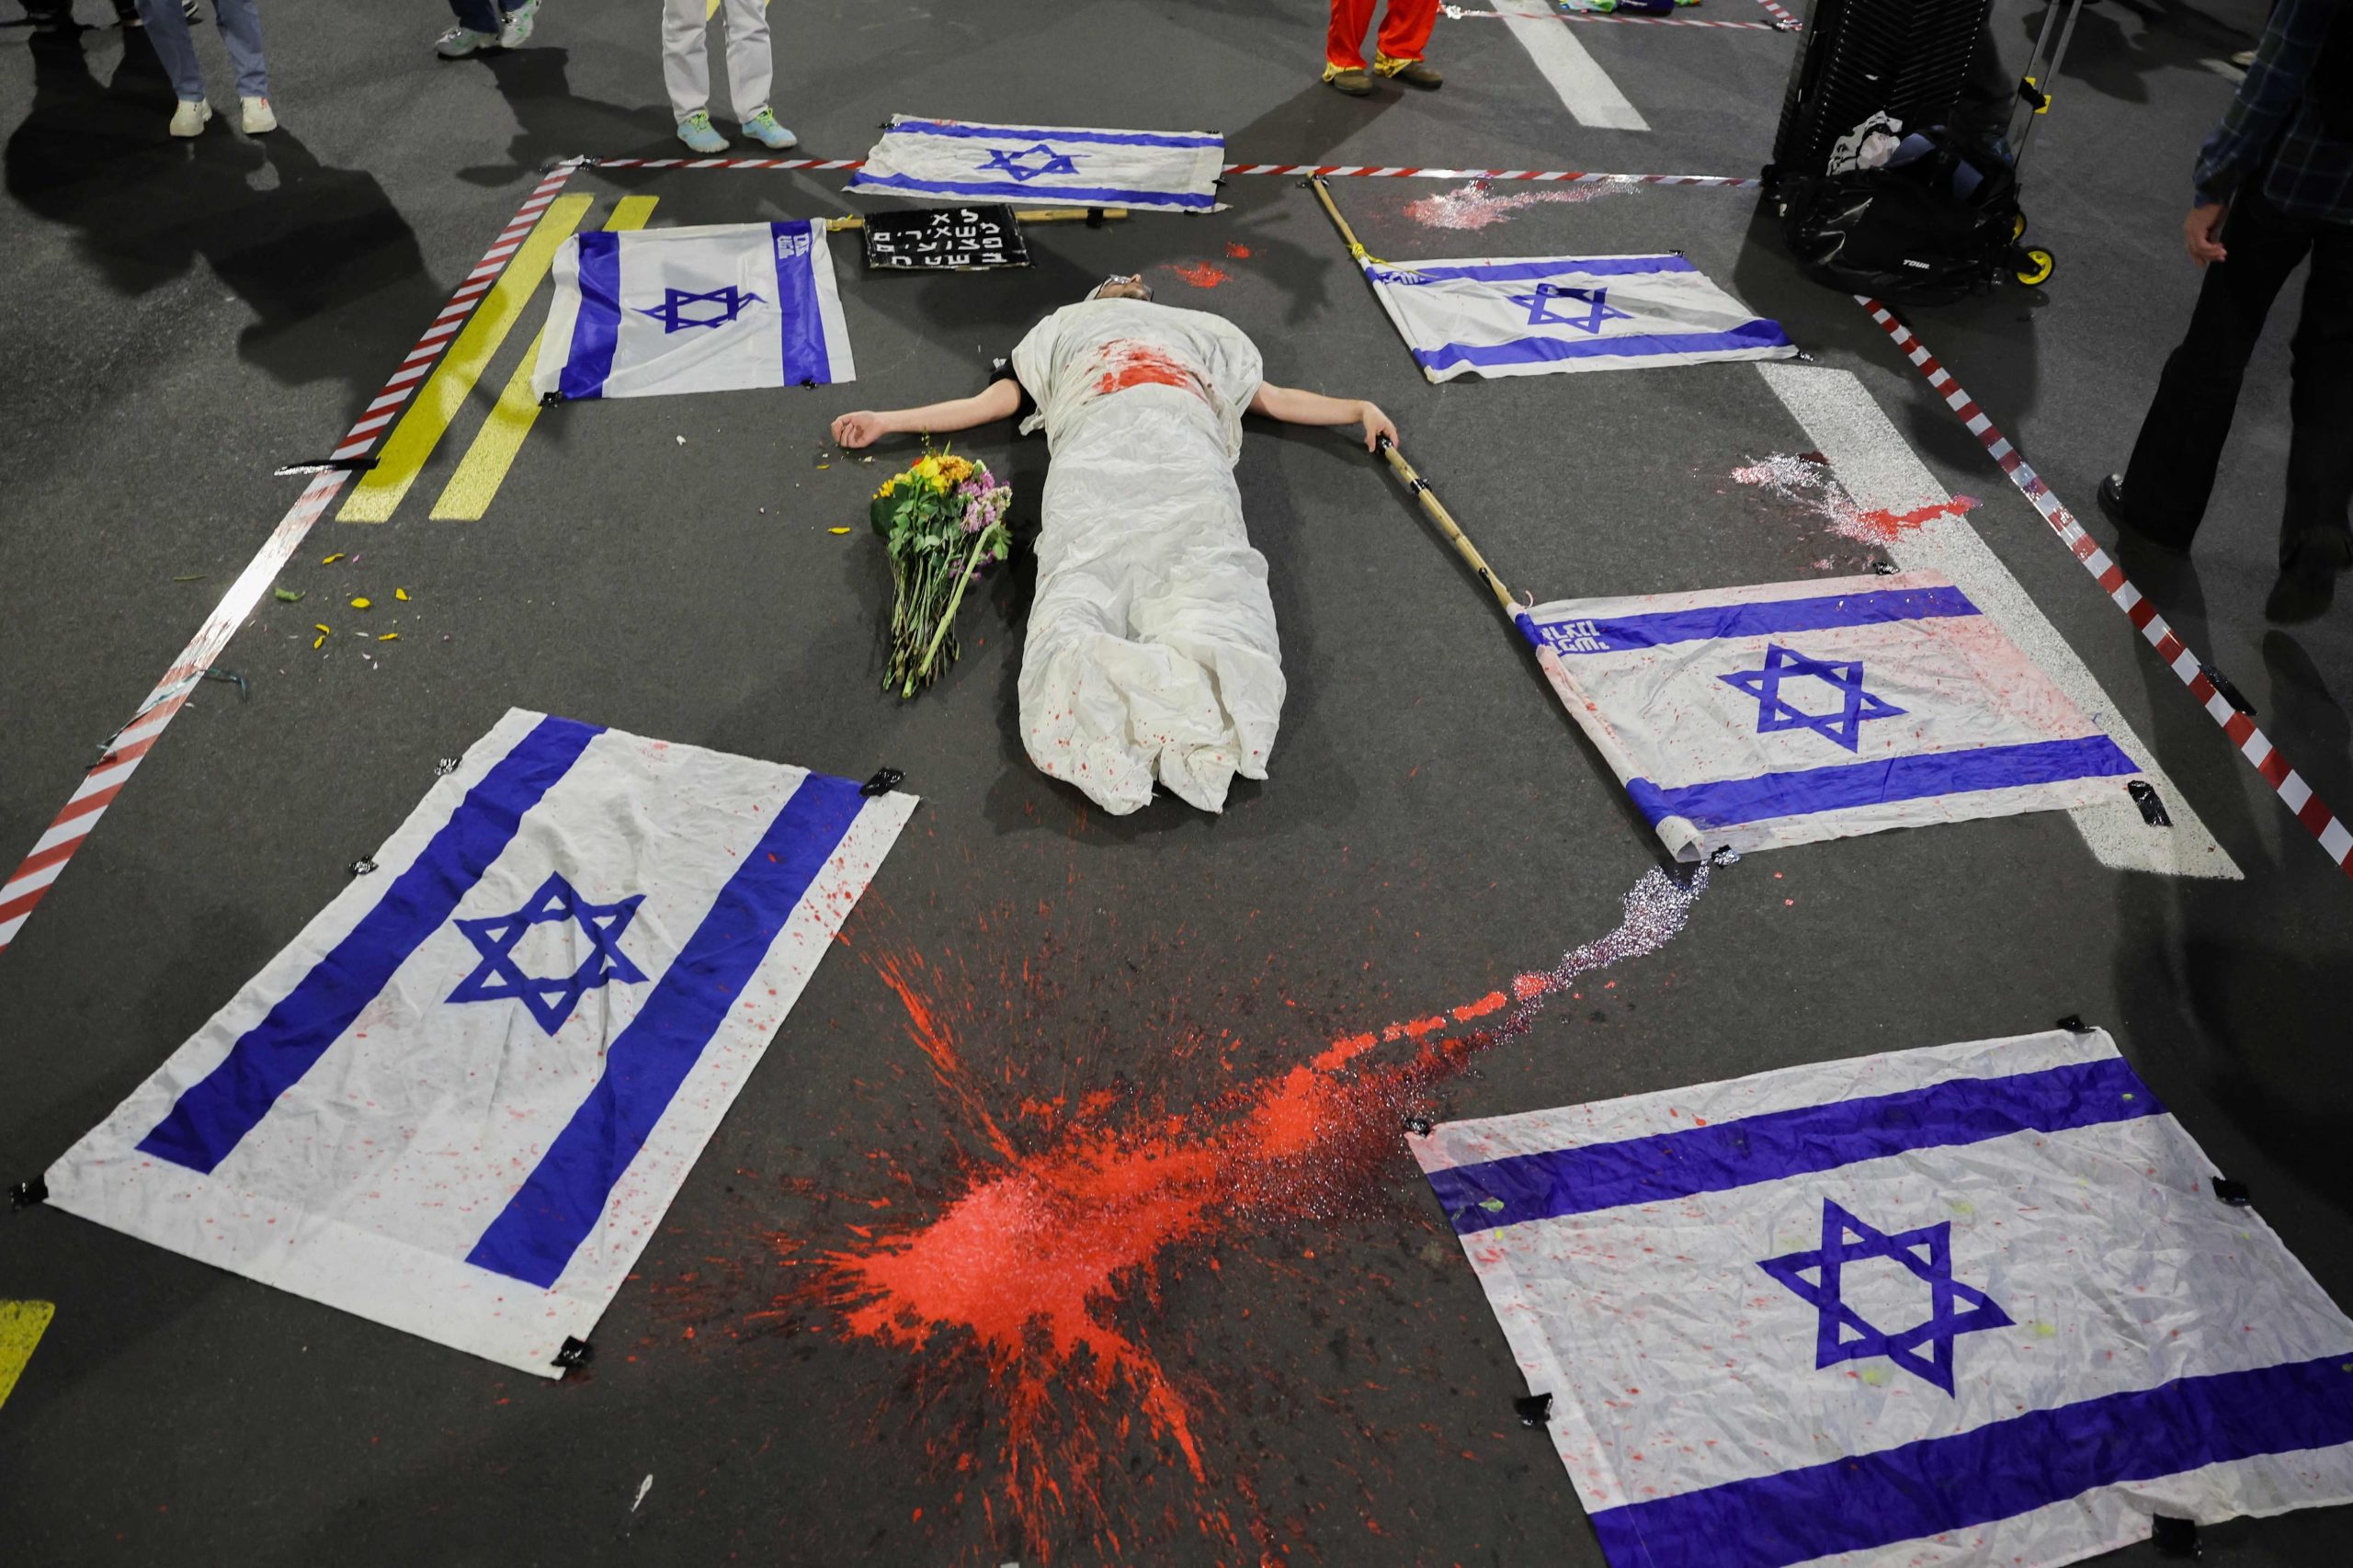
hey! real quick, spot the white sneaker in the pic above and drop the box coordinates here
[240,97,276,133]
[168,99,212,138]
[498,0,538,47]
[435,25,497,57]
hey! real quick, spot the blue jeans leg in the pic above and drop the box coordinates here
[133,0,204,99]
[448,0,506,31]
[211,0,269,98]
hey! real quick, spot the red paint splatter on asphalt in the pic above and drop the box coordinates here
[1732,452,1983,545]
[1404,179,1629,231]
[806,866,1710,1559]
[1223,242,1252,259]
[1166,261,1231,289]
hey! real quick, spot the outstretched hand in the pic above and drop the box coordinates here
[1358,401,1398,453]
[830,411,889,449]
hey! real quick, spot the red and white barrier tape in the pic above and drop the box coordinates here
[1556,12,1787,28]
[0,162,586,959]
[585,155,867,172]
[1750,0,1802,28]
[582,153,1760,187]
[1448,6,1786,28]
[1223,164,1761,184]
[1858,296,2353,879]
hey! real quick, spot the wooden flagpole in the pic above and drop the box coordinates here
[1308,176,1520,618]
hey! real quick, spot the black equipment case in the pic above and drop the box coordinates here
[1767,0,2085,302]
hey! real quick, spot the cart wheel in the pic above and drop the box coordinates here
[2011,211,2028,241]
[2014,247,2055,287]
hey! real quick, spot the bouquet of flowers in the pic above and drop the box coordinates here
[869,446,1015,699]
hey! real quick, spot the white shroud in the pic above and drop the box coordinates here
[1009,298,1283,814]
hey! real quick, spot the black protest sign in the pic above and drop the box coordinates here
[862,205,1030,272]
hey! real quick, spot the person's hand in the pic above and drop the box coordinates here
[830,411,889,449]
[2185,203,2228,268]
[1358,401,1398,453]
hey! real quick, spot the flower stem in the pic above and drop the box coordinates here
[917,529,995,681]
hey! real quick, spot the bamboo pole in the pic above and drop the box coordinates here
[1305,176,1522,619]
[1375,437,1520,616]
[825,208,1129,232]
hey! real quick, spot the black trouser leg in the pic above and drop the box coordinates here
[2281,219,2353,563]
[2121,188,2313,545]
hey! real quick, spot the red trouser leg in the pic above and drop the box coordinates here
[1376,0,1438,62]
[1327,0,1376,68]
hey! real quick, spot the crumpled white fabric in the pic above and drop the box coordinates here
[1009,299,1282,814]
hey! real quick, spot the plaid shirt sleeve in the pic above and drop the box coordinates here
[2192,0,2335,205]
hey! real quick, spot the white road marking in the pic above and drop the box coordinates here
[1756,362,2241,881]
[1489,0,1650,131]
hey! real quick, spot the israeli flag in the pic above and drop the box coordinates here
[1520,570,2143,860]
[1364,252,1795,381]
[848,116,1223,212]
[531,220,854,401]
[1415,1028,2353,1568]
[44,710,914,1376]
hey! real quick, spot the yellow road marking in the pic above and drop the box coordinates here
[339,193,596,524]
[429,196,660,522]
[0,1300,56,1410]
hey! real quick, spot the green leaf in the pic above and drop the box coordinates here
[273,588,306,603]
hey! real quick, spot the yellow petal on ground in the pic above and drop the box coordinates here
[828,528,853,535]
[0,1301,57,1411]
[314,623,332,634]
[313,635,326,650]
[394,588,410,601]
[322,552,346,564]
[350,597,372,609]
[377,633,400,642]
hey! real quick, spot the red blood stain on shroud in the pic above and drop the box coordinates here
[813,864,1710,1560]
[1166,260,1231,289]
[1089,339,1209,400]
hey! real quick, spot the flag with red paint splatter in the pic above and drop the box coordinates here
[43,710,915,1377]
[1415,1027,2353,1568]
[1516,569,2144,860]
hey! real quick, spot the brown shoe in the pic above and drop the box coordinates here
[1322,62,1373,95]
[1376,52,1443,88]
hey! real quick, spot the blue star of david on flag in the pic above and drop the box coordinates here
[1504,282,1633,335]
[638,285,762,334]
[1757,1199,2013,1396]
[1720,642,1907,753]
[447,872,649,1035]
[978,143,1081,181]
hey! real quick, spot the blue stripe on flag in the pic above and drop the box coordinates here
[1377,256,1699,285]
[136,716,605,1175]
[558,232,623,401]
[1414,321,1791,374]
[462,773,869,1288]
[769,221,833,387]
[1624,735,2141,832]
[889,119,1221,149]
[1531,585,1981,653]
[1587,1353,2353,1568]
[848,169,1216,209]
[1427,1055,2161,1235]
